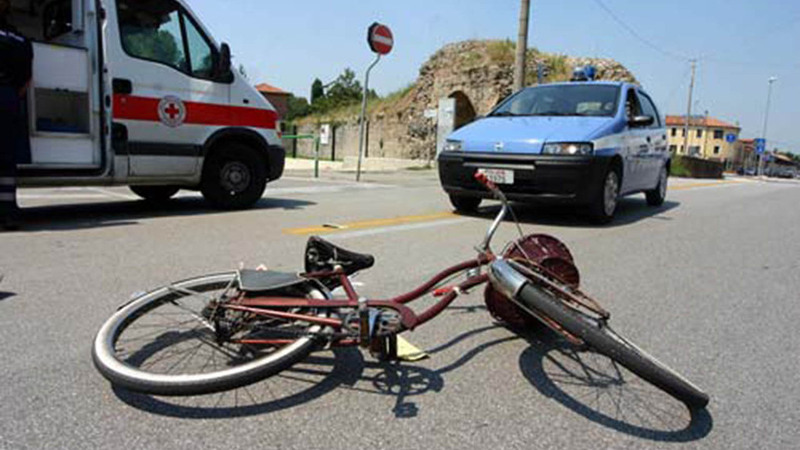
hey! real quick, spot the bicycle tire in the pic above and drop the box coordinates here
[92,272,328,396]
[515,283,710,409]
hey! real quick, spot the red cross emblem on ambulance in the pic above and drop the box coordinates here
[158,96,187,128]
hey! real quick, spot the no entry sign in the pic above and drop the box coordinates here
[368,23,394,55]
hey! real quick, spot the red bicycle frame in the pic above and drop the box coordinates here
[220,173,510,348]
[219,253,496,346]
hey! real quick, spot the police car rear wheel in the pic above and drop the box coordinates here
[201,143,267,210]
[130,186,180,203]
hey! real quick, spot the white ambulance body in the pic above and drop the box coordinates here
[9,0,285,209]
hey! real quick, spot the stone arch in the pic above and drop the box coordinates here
[449,91,477,130]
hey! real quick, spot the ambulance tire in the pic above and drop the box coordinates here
[201,143,268,210]
[129,186,180,203]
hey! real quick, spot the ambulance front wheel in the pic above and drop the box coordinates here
[201,143,268,210]
[130,186,180,203]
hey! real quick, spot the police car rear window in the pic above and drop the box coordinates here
[491,85,620,118]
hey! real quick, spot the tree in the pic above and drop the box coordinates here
[285,95,311,121]
[311,79,324,105]
[311,68,372,114]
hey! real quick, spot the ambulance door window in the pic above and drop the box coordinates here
[184,16,216,79]
[117,0,188,73]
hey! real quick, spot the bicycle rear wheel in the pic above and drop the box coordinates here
[92,273,329,396]
[515,282,709,409]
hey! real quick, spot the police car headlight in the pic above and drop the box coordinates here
[542,143,594,156]
[443,140,463,152]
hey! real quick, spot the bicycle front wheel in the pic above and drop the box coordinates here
[516,283,710,409]
[92,272,329,396]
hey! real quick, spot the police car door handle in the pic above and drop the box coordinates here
[112,78,133,95]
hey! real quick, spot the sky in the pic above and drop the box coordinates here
[190,0,799,152]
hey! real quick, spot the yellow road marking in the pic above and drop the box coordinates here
[284,211,456,236]
[670,180,743,191]
[285,179,742,236]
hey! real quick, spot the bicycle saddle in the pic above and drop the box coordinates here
[305,236,375,285]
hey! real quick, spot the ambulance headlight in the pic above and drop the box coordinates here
[542,142,594,156]
[443,140,463,152]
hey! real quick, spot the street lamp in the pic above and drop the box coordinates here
[759,77,778,176]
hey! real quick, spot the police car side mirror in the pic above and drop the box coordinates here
[628,115,654,128]
[218,43,234,83]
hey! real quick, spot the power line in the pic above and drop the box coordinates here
[591,0,689,61]
[700,55,800,71]
[591,0,799,70]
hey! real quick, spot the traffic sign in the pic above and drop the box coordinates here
[726,133,737,143]
[368,23,394,55]
[755,138,767,154]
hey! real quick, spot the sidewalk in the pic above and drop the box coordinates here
[284,157,432,173]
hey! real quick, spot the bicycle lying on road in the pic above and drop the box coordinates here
[92,173,709,409]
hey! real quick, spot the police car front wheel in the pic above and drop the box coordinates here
[201,143,268,210]
[589,169,620,224]
[449,194,482,214]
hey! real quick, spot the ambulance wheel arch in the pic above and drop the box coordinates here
[200,129,283,210]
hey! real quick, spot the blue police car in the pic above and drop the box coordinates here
[438,69,670,223]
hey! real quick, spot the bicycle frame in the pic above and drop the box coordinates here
[220,254,495,347]
[219,177,514,348]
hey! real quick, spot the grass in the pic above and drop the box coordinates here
[545,54,571,82]
[486,39,516,65]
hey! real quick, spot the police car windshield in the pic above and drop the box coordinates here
[490,85,620,118]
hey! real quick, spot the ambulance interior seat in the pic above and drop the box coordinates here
[8,0,76,43]
[10,0,88,132]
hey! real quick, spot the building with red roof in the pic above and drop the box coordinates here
[665,115,741,164]
[255,83,291,122]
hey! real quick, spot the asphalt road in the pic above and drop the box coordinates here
[1,171,798,449]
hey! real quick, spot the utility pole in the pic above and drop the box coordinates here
[513,0,531,92]
[758,76,778,177]
[683,59,697,157]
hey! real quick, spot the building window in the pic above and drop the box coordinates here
[714,129,724,139]
[689,146,701,156]
[669,145,677,153]
[671,128,677,137]
[714,146,721,155]
[682,129,686,137]
[697,129,703,138]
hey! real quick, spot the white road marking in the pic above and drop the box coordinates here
[329,218,472,241]
[282,176,393,187]
[84,188,139,201]
[18,194,109,200]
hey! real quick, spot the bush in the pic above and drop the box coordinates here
[486,39,515,65]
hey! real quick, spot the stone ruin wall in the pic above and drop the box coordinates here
[289,41,638,162]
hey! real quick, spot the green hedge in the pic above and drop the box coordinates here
[670,155,724,179]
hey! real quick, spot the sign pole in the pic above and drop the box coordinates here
[356,54,381,182]
[356,22,393,182]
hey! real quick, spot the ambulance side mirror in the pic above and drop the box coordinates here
[218,43,234,83]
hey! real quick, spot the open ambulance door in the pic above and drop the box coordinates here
[10,0,106,173]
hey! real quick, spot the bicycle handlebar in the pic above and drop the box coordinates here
[475,172,511,253]
[474,172,500,195]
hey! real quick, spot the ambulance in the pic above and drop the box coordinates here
[8,0,285,209]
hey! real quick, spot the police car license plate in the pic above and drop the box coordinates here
[478,168,514,185]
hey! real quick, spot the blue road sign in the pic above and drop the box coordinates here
[755,138,767,154]
[726,133,737,143]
